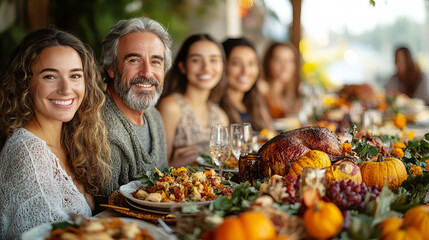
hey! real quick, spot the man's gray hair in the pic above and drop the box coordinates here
[101,17,172,83]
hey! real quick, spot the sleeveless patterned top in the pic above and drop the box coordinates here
[172,93,223,154]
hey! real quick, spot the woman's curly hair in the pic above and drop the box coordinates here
[0,27,111,196]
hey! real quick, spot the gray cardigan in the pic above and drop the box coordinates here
[99,93,168,200]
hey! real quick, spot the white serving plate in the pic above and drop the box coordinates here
[22,217,177,240]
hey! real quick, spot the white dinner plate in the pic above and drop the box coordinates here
[21,217,177,240]
[125,198,170,214]
[125,198,199,217]
[119,180,213,211]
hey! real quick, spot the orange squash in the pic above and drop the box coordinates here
[358,155,408,190]
[289,150,331,178]
[214,211,276,240]
[381,226,423,240]
[378,217,403,239]
[403,205,429,240]
[303,200,344,239]
[325,159,362,184]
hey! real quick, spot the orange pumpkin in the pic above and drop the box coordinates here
[403,205,429,240]
[381,226,423,240]
[378,217,403,239]
[214,211,276,240]
[268,237,292,240]
[289,150,331,178]
[325,159,362,184]
[358,155,408,190]
[303,200,344,239]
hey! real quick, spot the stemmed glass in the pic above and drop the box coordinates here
[209,125,232,177]
[230,123,243,161]
[242,123,253,154]
[230,123,253,161]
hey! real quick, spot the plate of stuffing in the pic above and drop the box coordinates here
[119,167,235,211]
[22,216,177,240]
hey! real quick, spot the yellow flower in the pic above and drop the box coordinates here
[341,142,352,154]
[393,142,406,149]
[425,165,429,171]
[409,165,423,176]
[391,148,404,158]
[322,95,337,107]
[425,160,429,165]
[408,131,415,141]
[393,113,407,129]
[174,167,187,173]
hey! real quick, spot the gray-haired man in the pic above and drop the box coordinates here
[99,17,172,199]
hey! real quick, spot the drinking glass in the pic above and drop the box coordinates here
[350,100,363,126]
[209,125,232,177]
[242,122,253,154]
[230,123,243,161]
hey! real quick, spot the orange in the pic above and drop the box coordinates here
[214,216,246,240]
[215,211,276,240]
[239,211,276,240]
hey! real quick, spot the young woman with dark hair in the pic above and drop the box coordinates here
[220,37,273,131]
[386,46,429,104]
[260,42,301,118]
[157,34,229,167]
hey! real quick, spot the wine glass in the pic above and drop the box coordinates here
[209,125,232,177]
[230,123,243,161]
[242,122,253,154]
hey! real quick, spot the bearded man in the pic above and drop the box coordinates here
[99,17,172,199]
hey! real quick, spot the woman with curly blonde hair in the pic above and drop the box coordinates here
[0,27,111,239]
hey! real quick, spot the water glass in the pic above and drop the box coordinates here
[209,125,232,176]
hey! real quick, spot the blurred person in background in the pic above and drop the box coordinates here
[0,27,111,239]
[386,46,429,105]
[260,42,301,118]
[220,37,273,131]
[157,34,229,167]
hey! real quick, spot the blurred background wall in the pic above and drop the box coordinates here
[1,0,429,92]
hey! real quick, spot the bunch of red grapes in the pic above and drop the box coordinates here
[281,175,301,204]
[325,179,380,211]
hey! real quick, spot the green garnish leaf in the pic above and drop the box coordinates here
[51,221,76,230]
[182,204,201,214]
[137,170,162,186]
[210,181,260,217]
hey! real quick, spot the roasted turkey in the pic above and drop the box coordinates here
[258,126,342,177]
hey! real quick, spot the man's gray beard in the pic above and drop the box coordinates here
[113,74,162,112]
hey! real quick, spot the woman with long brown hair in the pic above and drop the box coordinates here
[386,46,429,104]
[220,37,273,131]
[0,27,111,239]
[260,42,301,118]
[157,34,229,167]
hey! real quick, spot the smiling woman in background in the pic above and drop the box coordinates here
[0,27,111,239]
[259,42,301,118]
[386,46,429,105]
[157,34,229,167]
[220,37,273,131]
